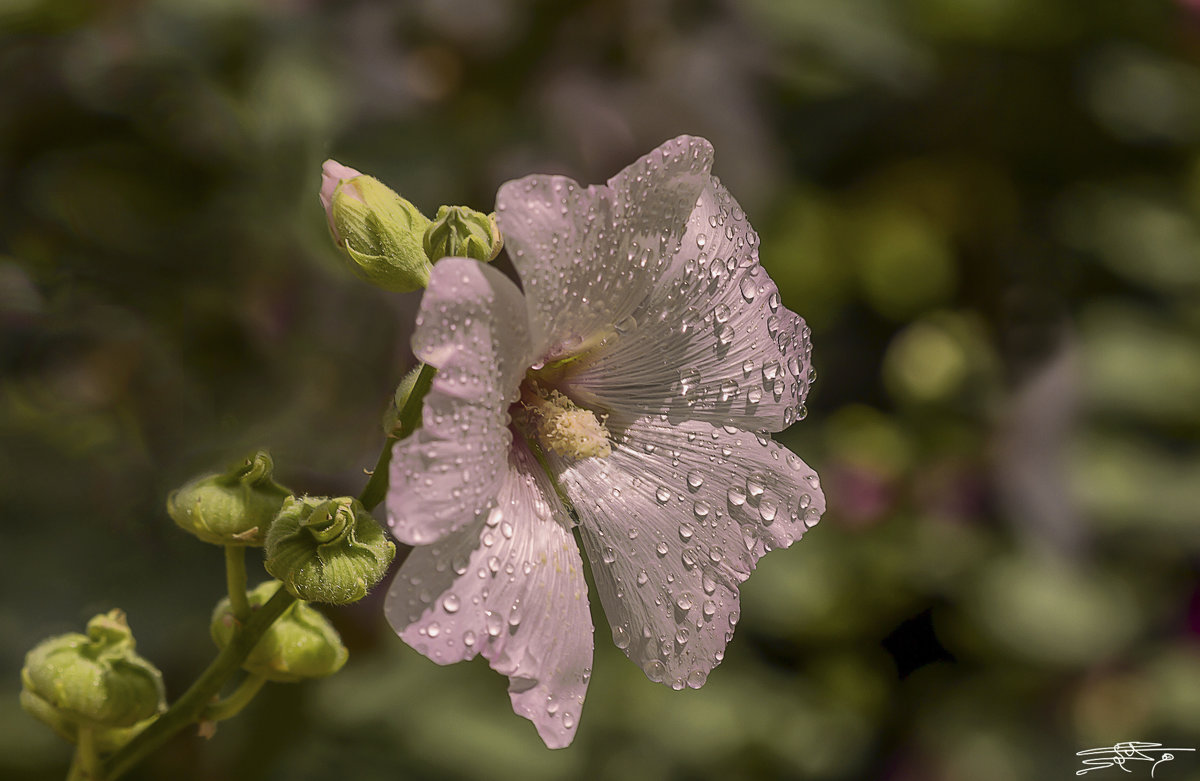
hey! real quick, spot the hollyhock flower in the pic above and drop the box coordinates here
[384,136,825,748]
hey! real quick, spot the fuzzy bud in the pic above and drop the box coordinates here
[211,581,348,682]
[167,450,291,547]
[423,205,503,263]
[264,496,395,604]
[20,610,166,736]
[320,159,433,292]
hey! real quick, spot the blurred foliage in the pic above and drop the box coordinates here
[2,0,1200,779]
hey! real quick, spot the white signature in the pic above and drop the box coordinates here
[1076,742,1196,777]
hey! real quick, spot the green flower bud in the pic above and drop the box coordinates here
[321,160,433,292]
[423,205,503,263]
[21,610,166,736]
[167,450,291,546]
[211,581,348,682]
[264,496,395,604]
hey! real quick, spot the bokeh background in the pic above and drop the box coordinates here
[4,0,1200,779]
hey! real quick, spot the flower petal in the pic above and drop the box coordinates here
[496,135,714,361]
[387,258,536,545]
[567,177,815,433]
[552,413,824,689]
[384,440,593,749]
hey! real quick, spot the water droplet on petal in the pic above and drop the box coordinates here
[655,486,671,504]
[646,659,666,682]
[441,594,460,613]
[686,470,704,490]
[613,624,631,649]
[678,523,694,541]
[485,611,503,637]
[739,276,757,301]
[687,669,708,688]
[676,591,694,610]
[693,500,710,519]
[746,473,767,498]
[728,486,747,506]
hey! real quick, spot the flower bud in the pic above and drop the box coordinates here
[21,610,166,736]
[211,581,348,682]
[320,159,433,292]
[264,496,395,604]
[167,450,291,547]
[423,205,503,263]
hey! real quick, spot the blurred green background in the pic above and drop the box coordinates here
[3,0,1200,779]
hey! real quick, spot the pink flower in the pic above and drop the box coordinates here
[384,136,825,747]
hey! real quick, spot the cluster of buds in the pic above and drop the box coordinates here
[24,449,399,754]
[319,160,502,292]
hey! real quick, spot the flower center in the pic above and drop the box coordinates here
[517,382,611,461]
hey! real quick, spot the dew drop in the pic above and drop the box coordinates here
[441,594,460,613]
[713,303,731,323]
[728,486,747,506]
[656,541,670,557]
[676,591,694,610]
[686,470,704,490]
[485,611,503,637]
[613,624,631,649]
[463,630,476,647]
[678,523,694,541]
[703,598,717,618]
[759,500,778,523]
[645,659,666,682]
[687,670,708,688]
[746,473,767,498]
[426,622,441,638]
[692,500,710,519]
[739,276,757,302]
[636,569,649,586]
[655,486,671,504]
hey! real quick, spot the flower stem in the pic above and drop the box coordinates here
[359,362,436,511]
[224,546,250,622]
[101,587,296,780]
[68,725,100,781]
[202,674,267,723]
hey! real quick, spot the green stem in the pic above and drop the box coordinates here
[202,674,267,723]
[68,725,100,781]
[224,546,249,622]
[359,362,436,511]
[101,588,296,781]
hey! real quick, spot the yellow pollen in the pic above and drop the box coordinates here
[527,386,611,460]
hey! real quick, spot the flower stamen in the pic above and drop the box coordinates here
[521,383,611,461]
